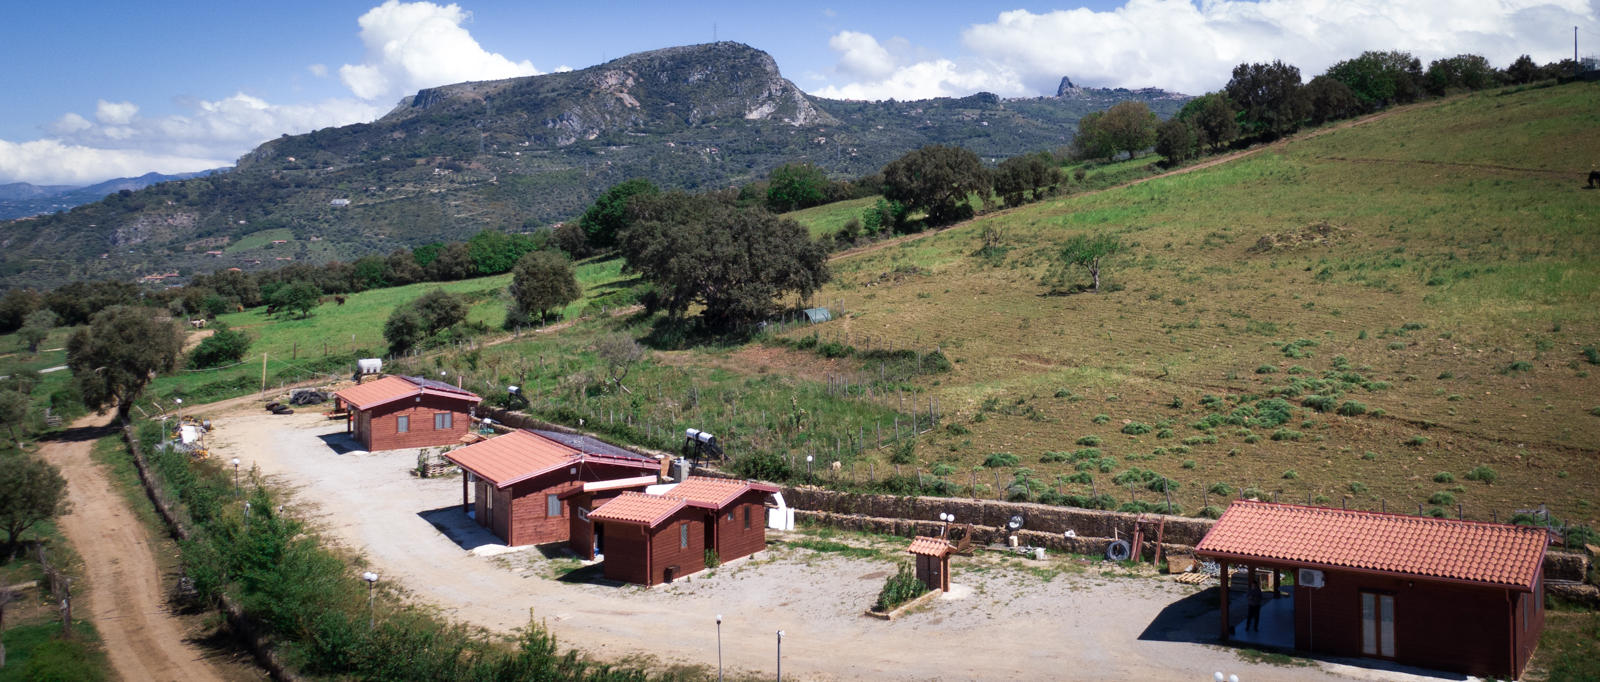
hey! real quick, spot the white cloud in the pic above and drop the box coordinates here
[308,63,329,77]
[960,0,1598,95]
[812,0,1597,101]
[338,0,541,101]
[811,31,1026,100]
[95,100,139,125]
[1,94,381,185]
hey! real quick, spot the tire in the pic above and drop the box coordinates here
[274,408,294,415]
[1105,539,1131,562]
[265,402,280,411]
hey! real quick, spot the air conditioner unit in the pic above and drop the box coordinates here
[1298,568,1326,589]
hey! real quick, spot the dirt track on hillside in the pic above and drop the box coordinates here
[40,413,227,682]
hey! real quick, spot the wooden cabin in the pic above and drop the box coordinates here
[561,476,660,560]
[333,376,480,451]
[444,430,661,547]
[1196,501,1549,680]
[588,476,779,585]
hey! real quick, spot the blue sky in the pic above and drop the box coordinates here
[2,0,1595,185]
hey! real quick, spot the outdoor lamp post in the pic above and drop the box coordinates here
[362,572,379,629]
[244,502,251,533]
[805,455,813,481]
[173,397,182,420]
[716,614,723,682]
[776,630,785,682]
[231,458,241,492]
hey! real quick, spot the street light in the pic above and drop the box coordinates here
[362,572,379,629]
[716,615,723,682]
[776,630,785,682]
[231,458,241,492]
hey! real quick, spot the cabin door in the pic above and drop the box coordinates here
[1360,592,1396,660]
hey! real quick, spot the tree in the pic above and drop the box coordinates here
[0,456,68,555]
[66,306,182,422]
[1154,118,1197,163]
[1069,111,1117,160]
[553,222,592,259]
[992,153,1063,207]
[506,250,581,326]
[384,248,424,286]
[594,333,646,389]
[765,162,830,213]
[1098,101,1159,158]
[1504,55,1540,85]
[0,289,42,334]
[1059,234,1126,293]
[1225,61,1310,138]
[0,391,29,449]
[384,290,467,354]
[352,255,388,290]
[422,242,473,281]
[412,242,445,268]
[619,193,830,329]
[1304,75,1362,125]
[17,309,57,353]
[188,323,252,369]
[1424,54,1497,95]
[1177,92,1240,151]
[882,145,991,226]
[580,178,659,249]
[269,281,321,319]
[1325,51,1423,109]
[467,229,539,275]
[45,280,140,326]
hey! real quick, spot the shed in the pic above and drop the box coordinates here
[588,476,779,586]
[801,307,831,324]
[1195,501,1549,679]
[333,375,480,451]
[907,526,969,592]
[560,476,659,559]
[444,430,661,547]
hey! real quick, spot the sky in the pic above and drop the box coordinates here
[2,0,1596,186]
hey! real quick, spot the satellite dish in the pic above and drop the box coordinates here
[1007,515,1024,531]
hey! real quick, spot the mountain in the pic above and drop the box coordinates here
[0,170,229,221]
[1055,76,1192,105]
[0,43,1189,290]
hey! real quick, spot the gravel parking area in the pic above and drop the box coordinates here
[205,406,1469,682]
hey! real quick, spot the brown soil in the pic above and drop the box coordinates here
[184,328,216,351]
[39,413,228,682]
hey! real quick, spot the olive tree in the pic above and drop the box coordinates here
[67,306,183,422]
[17,309,57,353]
[882,145,991,226]
[1059,234,1126,293]
[506,250,581,327]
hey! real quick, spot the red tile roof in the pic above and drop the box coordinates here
[334,376,481,411]
[669,476,758,508]
[1196,501,1549,590]
[590,492,686,527]
[908,536,954,557]
[445,430,580,487]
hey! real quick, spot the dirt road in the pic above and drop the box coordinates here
[41,413,226,682]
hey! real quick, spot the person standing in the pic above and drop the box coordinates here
[1246,577,1264,631]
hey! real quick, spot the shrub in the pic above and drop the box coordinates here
[1208,482,1234,496]
[188,325,253,369]
[1040,451,1069,463]
[1182,460,1196,469]
[1287,365,1310,375]
[1122,421,1152,435]
[1199,394,1225,410]
[1438,371,1455,379]
[1271,428,1304,441]
[1348,481,1368,494]
[1196,505,1225,519]
[931,464,957,477]
[1182,435,1218,445]
[1054,389,1074,398]
[1464,466,1498,484]
[1432,471,1455,483]
[1404,435,1430,447]
[1283,469,1299,479]
[1167,396,1184,409]
[1387,342,1406,350]
[890,439,917,465]
[1337,400,1368,416]
[1302,395,1337,412]
[1156,428,1174,439]
[873,563,929,612]
[945,422,971,436]
[1062,472,1095,485]
[1363,451,1379,461]
[1584,345,1600,365]
[1428,491,1455,506]
[1091,414,1111,424]
[1243,435,1262,444]
[983,452,1020,468]
[704,548,721,569]
[1446,394,1462,402]
[1507,360,1533,373]
[732,450,792,482]
[1077,435,1104,446]
[1255,364,1278,374]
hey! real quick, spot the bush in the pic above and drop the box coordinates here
[1301,395,1337,413]
[1349,481,1368,494]
[1584,345,1600,365]
[732,450,792,482]
[1387,342,1406,350]
[1283,469,1298,479]
[1507,361,1533,373]
[1337,400,1368,416]
[188,325,252,369]
[1363,451,1379,461]
[1464,466,1498,484]
[1196,505,1225,519]
[1183,460,1197,469]
[1271,428,1304,441]
[1040,451,1070,463]
[1156,428,1174,439]
[945,423,971,436]
[1208,482,1234,496]
[1255,365,1278,374]
[983,452,1020,468]
[1405,435,1430,447]
[1076,435,1103,446]
[874,563,930,612]
[1091,414,1110,424]
[1121,421,1152,435]
[1054,389,1074,398]
[1432,471,1455,483]
[890,439,917,465]
[704,549,721,569]
[1428,491,1455,506]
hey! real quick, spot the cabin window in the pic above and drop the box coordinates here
[1360,592,1396,658]
[680,522,688,549]
[547,494,561,517]
[396,415,409,433]
[744,505,751,529]
[435,412,453,430]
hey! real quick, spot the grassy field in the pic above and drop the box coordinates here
[224,227,295,253]
[772,81,1600,523]
[784,196,878,237]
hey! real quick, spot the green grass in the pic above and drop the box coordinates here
[783,197,878,238]
[224,227,295,253]
[0,622,110,682]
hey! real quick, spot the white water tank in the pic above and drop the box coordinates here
[357,358,383,375]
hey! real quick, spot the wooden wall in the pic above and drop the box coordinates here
[600,522,650,585]
[648,508,705,584]
[472,462,658,547]
[360,394,475,451]
[1291,567,1537,679]
[711,491,769,563]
